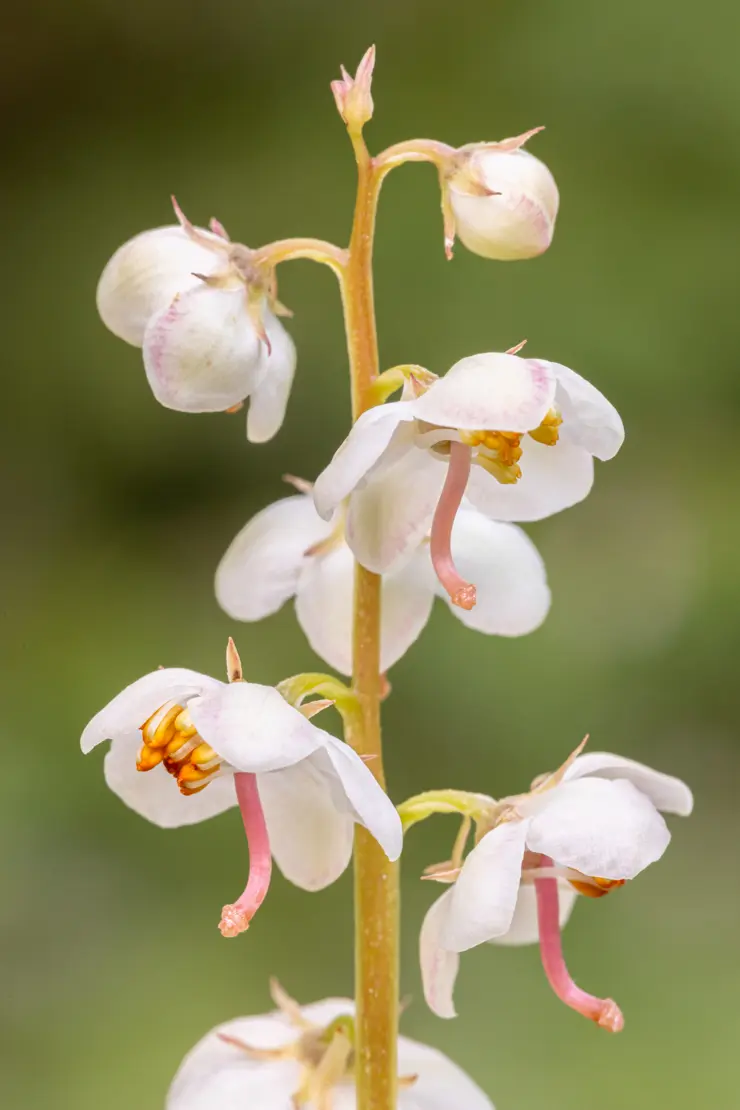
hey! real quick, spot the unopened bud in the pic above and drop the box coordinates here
[331,45,375,133]
[446,131,559,261]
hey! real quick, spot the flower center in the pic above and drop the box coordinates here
[138,699,221,794]
[460,407,562,485]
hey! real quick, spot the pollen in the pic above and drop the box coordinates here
[569,875,626,899]
[461,409,562,485]
[137,701,221,794]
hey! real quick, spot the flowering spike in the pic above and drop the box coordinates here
[219,772,273,938]
[535,862,624,1032]
[430,442,476,609]
[226,637,243,683]
[331,45,375,133]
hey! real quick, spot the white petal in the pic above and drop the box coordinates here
[522,778,671,880]
[450,148,559,262]
[258,758,355,890]
[441,820,529,951]
[295,543,436,676]
[312,402,414,520]
[397,1034,495,1110]
[548,362,625,461]
[216,495,334,623]
[96,226,223,347]
[143,285,263,413]
[188,683,325,773]
[295,543,355,676]
[317,732,403,862]
[465,436,594,522]
[564,752,693,817]
[419,889,460,1020]
[166,1013,304,1110]
[104,734,237,828]
[410,354,555,433]
[347,447,447,572]
[81,668,221,754]
[379,552,436,670]
[246,315,297,443]
[490,881,577,947]
[440,509,550,635]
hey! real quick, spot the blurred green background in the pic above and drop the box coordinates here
[2,1,738,1107]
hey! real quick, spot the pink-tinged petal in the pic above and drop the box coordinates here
[465,436,594,522]
[438,509,550,636]
[548,362,624,461]
[536,863,624,1032]
[420,889,460,1020]
[346,448,447,573]
[257,757,355,891]
[97,225,224,347]
[81,668,222,753]
[218,773,273,937]
[104,734,237,828]
[490,881,577,947]
[410,353,555,432]
[521,778,671,880]
[450,149,559,262]
[188,683,325,773]
[564,752,693,816]
[246,315,297,443]
[143,285,263,413]
[442,821,529,951]
[312,402,415,521]
[216,495,334,623]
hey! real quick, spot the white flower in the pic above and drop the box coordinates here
[419,749,692,1028]
[313,352,623,605]
[446,130,559,261]
[215,483,550,676]
[80,652,402,936]
[166,980,494,1110]
[96,202,296,441]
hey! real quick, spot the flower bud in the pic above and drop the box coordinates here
[331,45,375,133]
[447,138,559,261]
[96,225,225,346]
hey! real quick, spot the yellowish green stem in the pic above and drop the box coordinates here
[338,124,399,1110]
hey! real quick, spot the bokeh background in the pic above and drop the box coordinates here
[3,2,739,1107]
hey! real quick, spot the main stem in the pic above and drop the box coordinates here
[340,129,399,1110]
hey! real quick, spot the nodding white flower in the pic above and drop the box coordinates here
[216,481,550,676]
[96,199,296,441]
[166,979,495,1110]
[445,129,559,261]
[313,352,623,609]
[419,748,692,1029]
[80,644,402,937]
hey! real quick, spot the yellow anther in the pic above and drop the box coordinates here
[174,707,197,738]
[140,701,183,748]
[528,408,562,446]
[136,744,164,772]
[569,875,626,899]
[191,742,219,768]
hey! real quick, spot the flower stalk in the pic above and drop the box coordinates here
[337,70,399,1110]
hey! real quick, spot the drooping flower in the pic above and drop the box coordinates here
[80,642,402,937]
[96,200,296,441]
[417,747,692,1028]
[444,129,559,261]
[215,479,550,676]
[313,352,623,607]
[166,979,495,1110]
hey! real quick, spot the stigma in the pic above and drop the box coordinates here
[461,408,562,485]
[138,699,221,794]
